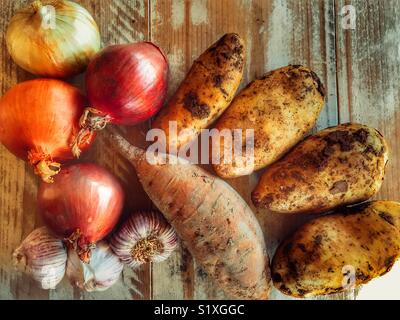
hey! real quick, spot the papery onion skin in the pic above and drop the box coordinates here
[0,79,95,182]
[6,0,100,78]
[37,163,124,263]
[85,42,168,125]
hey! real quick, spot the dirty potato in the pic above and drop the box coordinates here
[272,201,400,298]
[211,65,325,178]
[152,33,245,150]
[252,123,389,214]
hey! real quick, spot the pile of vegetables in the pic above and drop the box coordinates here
[3,0,175,294]
[15,163,178,291]
[1,0,399,300]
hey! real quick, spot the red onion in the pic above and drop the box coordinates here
[72,42,168,153]
[0,79,95,182]
[37,163,124,263]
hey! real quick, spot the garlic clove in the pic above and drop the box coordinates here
[111,211,179,269]
[66,241,123,292]
[65,247,85,290]
[13,227,67,290]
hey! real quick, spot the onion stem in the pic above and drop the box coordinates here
[71,107,111,158]
[65,229,96,264]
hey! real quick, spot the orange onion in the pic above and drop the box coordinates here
[72,42,168,154]
[37,163,124,263]
[0,79,95,182]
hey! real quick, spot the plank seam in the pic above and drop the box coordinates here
[333,0,342,124]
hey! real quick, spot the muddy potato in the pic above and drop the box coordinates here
[272,201,400,298]
[252,123,389,214]
[211,65,325,178]
[152,33,245,150]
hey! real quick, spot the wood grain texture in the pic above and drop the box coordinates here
[0,0,152,300]
[334,1,400,299]
[0,0,41,300]
[0,0,398,300]
[148,0,343,300]
[336,0,400,202]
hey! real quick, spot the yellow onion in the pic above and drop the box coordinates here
[6,0,101,78]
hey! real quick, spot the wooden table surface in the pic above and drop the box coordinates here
[1,0,399,300]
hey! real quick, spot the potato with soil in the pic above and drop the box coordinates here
[272,201,400,298]
[252,123,389,214]
[211,65,325,178]
[152,33,245,150]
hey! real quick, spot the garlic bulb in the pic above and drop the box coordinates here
[13,227,67,290]
[6,0,101,77]
[111,211,178,268]
[66,241,123,292]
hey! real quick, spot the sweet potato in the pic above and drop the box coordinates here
[252,123,389,214]
[272,201,400,298]
[212,65,325,178]
[107,128,271,300]
[152,33,245,150]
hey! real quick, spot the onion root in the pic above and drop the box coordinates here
[131,235,164,263]
[28,150,61,183]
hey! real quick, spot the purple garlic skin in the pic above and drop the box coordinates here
[111,211,178,269]
[13,227,67,290]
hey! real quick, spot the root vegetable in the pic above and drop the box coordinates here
[252,123,389,214]
[212,65,325,178]
[272,201,400,298]
[107,128,271,300]
[152,33,245,150]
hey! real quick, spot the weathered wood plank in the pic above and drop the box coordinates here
[149,0,190,300]
[335,0,400,299]
[149,0,340,300]
[70,0,152,301]
[149,0,268,300]
[0,0,45,300]
[336,0,400,201]
[248,0,343,301]
[0,0,151,300]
